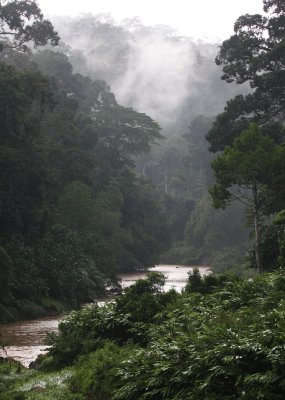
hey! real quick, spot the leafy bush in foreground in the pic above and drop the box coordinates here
[43,270,285,399]
[70,341,135,400]
[114,271,285,400]
[47,272,177,367]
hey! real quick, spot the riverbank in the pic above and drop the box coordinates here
[0,298,67,325]
[0,317,59,367]
[0,359,75,400]
[2,270,284,400]
[1,265,211,325]
[0,265,210,368]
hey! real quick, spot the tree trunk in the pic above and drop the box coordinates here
[164,173,168,194]
[253,187,262,274]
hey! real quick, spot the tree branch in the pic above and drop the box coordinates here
[0,31,16,35]
[230,191,253,207]
[259,103,285,125]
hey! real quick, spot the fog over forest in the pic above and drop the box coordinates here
[34,13,252,274]
[3,1,285,398]
[51,14,248,133]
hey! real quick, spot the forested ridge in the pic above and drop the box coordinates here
[0,0,253,322]
[2,0,285,399]
[50,10,253,270]
[0,2,171,321]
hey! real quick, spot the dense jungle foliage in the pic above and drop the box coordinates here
[50,10,253,269]
[0,2,172,321]
[2,1,285,399]
[1,0,285,319]
[3,270,285,399]
[0,1,254,323]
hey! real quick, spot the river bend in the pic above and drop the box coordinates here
[0,264,210,367]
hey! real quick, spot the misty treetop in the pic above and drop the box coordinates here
[41,12,254,271]
[0,0,59,51]
[207,0,285,152]
[51,14,248,134]
[0,23,170,320]
[207,0,285,275]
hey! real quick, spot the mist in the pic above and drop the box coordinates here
[50,14,247,133]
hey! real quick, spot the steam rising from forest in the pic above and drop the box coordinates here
[51,14,246,133]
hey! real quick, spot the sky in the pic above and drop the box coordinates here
[38,0,264,41]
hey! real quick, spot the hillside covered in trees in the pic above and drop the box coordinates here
[2,0,285,399]
[48,11,254,270]
[0,1,172,321]
[0,0,252,322]
[1,0,285,320]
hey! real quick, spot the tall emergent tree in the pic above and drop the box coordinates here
[0,0,59,51]
[207,0,285,152]
[210,124,285,274]
[207,0,285,273]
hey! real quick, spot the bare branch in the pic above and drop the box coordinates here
[0,31,16,35]
[259,103,285,125]
[230,191,253,207]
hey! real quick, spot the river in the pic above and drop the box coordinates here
[0,264,210,367]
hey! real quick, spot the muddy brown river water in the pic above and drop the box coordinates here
[0,264,210,367]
